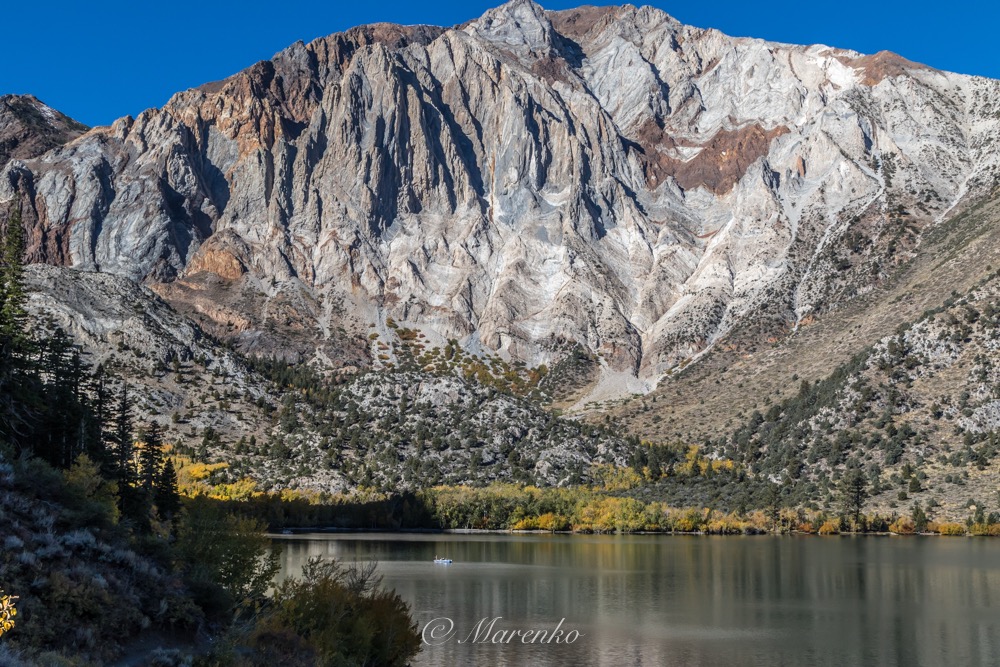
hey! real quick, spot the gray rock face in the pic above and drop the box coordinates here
[5,1,1000,395]
[22,263,272,451]
[24,263,231,374]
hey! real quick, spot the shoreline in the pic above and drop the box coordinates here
[268,527,979,538]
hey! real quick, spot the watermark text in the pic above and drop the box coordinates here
[422,616,582,646]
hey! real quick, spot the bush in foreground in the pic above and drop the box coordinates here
[242,557,420,667]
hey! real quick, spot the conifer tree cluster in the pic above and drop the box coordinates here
[0,203,180,531]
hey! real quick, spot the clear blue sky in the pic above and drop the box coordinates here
[5,1,998,127]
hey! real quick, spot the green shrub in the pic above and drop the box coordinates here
[175,498,280,618]
[250,557,420,667]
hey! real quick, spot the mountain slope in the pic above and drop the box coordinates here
[601,189,1000,521]
[612,186,1000,438]
[0,94,87,167]
[22,264,637,492]
[5,1,1000,396]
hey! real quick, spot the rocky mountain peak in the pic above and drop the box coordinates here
[0,94,88,167]
[467,0,557,54]
[4,3,1000,401]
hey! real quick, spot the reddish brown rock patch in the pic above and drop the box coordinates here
[187,248,246,281]
[531,55,573,85]
[636,119,789,194]
[7,182,72,269]
[548,6,624,40]
[184,230,251,281]
[311,23,445,72]
[341,23,445,51]
[838,51,934,86]
[0,95,88,167]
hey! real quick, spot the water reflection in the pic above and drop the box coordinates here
[275,534,1000,666]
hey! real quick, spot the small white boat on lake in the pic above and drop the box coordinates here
[433,555,453,564]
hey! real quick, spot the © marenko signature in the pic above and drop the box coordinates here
[422,616,582,646]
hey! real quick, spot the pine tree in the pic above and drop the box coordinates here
[112,383,135,478]
[840,467,868,531]
[87,363,114,474]
[911,502,929,533]
[156,458,182,523]
[137,421,165,492]
[36,326,90,468]
[0,205,37,449]
[0,207,27,341]
[197,426,218,463]
[765,483,783,531]
[110,382,138,518]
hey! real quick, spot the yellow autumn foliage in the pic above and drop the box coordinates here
[0,590,16,638]
[209,478,261,501]
[968,523,1000,536]
[889,517,915,535]
[675,446,737,476]
[183,461,229,482]
[592,465,644,491]
[933,522,967,536]
[818,520,841,535]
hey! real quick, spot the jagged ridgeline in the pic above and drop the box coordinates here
[0,94,87,167]
[5,1,1000,399]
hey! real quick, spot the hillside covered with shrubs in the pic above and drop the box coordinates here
[0,209,422,666]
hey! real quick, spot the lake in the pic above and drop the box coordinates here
[274,533,1000,666]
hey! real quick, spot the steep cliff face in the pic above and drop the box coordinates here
[4,1,1000,390]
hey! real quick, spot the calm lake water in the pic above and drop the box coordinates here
[274,533,1000,666]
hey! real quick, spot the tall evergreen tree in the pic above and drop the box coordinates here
[87,363,114,474]
[840,467,868,531]
[110,382,138,517]
[0,205,37,449]
[0,207,27,341]
[36,326,91,468]
[112,383,135,479]
[138,421,165,492]
[156,458,182,523]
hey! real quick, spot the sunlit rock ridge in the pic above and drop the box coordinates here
[4,1,1000,396]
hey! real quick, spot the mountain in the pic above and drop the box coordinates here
[7,2,1000,520]
[0,94,87,167]
[23,8,1000,663]
[6,0,1000,401]
[601,189,1000,522]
